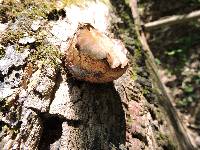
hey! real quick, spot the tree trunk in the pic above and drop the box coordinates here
[0,0,189,149]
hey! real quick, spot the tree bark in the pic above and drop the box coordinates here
[0,0,186,149]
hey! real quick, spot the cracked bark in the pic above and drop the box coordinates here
[0,0,182,149]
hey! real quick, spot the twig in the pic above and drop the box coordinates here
[144,10,200,30]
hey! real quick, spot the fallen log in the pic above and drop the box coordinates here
[0,0,191,149]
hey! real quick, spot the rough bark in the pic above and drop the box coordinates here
[0,0,184,149]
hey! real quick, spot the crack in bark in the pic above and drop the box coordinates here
[66,119,82,127]
[38,115,64,150]
[48,69,62,110]
[132,132,148,146]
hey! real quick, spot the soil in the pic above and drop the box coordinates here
[139,0,200,149]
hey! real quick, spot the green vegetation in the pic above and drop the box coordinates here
[156,132,176,150]
[1,29,24,47]
[0,97,21,139]
[0,0,64,67]
[0,0,57,21]
[164,31,200,74]
[163,28,200,108]
[0,46,5,59]
[176,74,200,107]
[62,0,111,6]
[138,1,200,125]
[131,46,142,80]
[62,0,86,5]
[110,0,142,81]
[184,0,200,4]
[29,43,62,67]
[0,0,98,22]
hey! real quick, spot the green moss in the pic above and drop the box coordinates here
[0,96,21,139]
[110,0,143,81]
[0,46,6,59]
[1,22,33,54]
[62,0,86,6]
[101,0,112,5]
[127,115,133,125]
[0,0,63,67]
[131,45,142,80]
[156,132,177,150]
[0,0,57,20]
[61,0,111,8]
[157,132,167,141]
[142,88,150,95]
[29,43,62,67]
[131,69,137,80]
[1,29,24,46]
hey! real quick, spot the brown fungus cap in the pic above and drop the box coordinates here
[64,24,128,83]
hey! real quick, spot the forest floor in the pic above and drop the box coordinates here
[139,0,200,148]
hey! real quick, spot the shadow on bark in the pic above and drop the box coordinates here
[39,78,126,149]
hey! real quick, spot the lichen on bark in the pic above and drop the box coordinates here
[0,0,180,149]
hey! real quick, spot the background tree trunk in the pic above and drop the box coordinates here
[0,0,191,149]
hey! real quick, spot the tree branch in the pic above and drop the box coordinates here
[144,10,200,30]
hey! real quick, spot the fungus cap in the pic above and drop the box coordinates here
[64,24,128,83]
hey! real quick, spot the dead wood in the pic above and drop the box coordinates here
[144,10,200,30]
[0,0,189,149]
[129,0,195,149]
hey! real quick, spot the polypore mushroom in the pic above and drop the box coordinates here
[63,24,128,83]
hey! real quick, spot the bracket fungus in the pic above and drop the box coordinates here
[64,24,129,83]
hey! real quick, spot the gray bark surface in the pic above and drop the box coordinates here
[0,0,182,149]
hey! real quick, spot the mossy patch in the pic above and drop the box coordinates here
[0,46,5,59]
[0,0,64,67]
[126,114,134,125]
[131,43,142,80]
[62,0,111,6]
[29,43,62,67]
[0,0,57,21]
[1,29,24,46]
[110,0,142,81]
[62,0,88,6]
[156,132,177,149]
[0,97,21,139]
